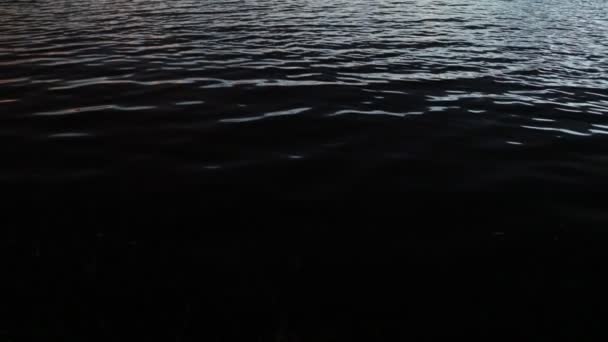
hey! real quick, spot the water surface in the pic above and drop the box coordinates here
[2,0,608,208]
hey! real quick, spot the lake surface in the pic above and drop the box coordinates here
[2,0,608,213]
[4,1,608,340]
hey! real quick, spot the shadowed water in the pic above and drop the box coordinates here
[2,0,608,201]
[5,1,608,341]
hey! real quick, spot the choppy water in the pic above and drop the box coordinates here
[2,0,608,203]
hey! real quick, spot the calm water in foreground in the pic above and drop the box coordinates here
[3,1,608,340]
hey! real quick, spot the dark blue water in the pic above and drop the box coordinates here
[3,0,608,340]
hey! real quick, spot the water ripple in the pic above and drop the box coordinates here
[1,0,608,192]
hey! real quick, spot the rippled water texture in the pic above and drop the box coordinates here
[2,0,608,197]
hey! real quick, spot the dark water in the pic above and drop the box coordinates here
[3,0,608,340]
[3,0,608,197]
